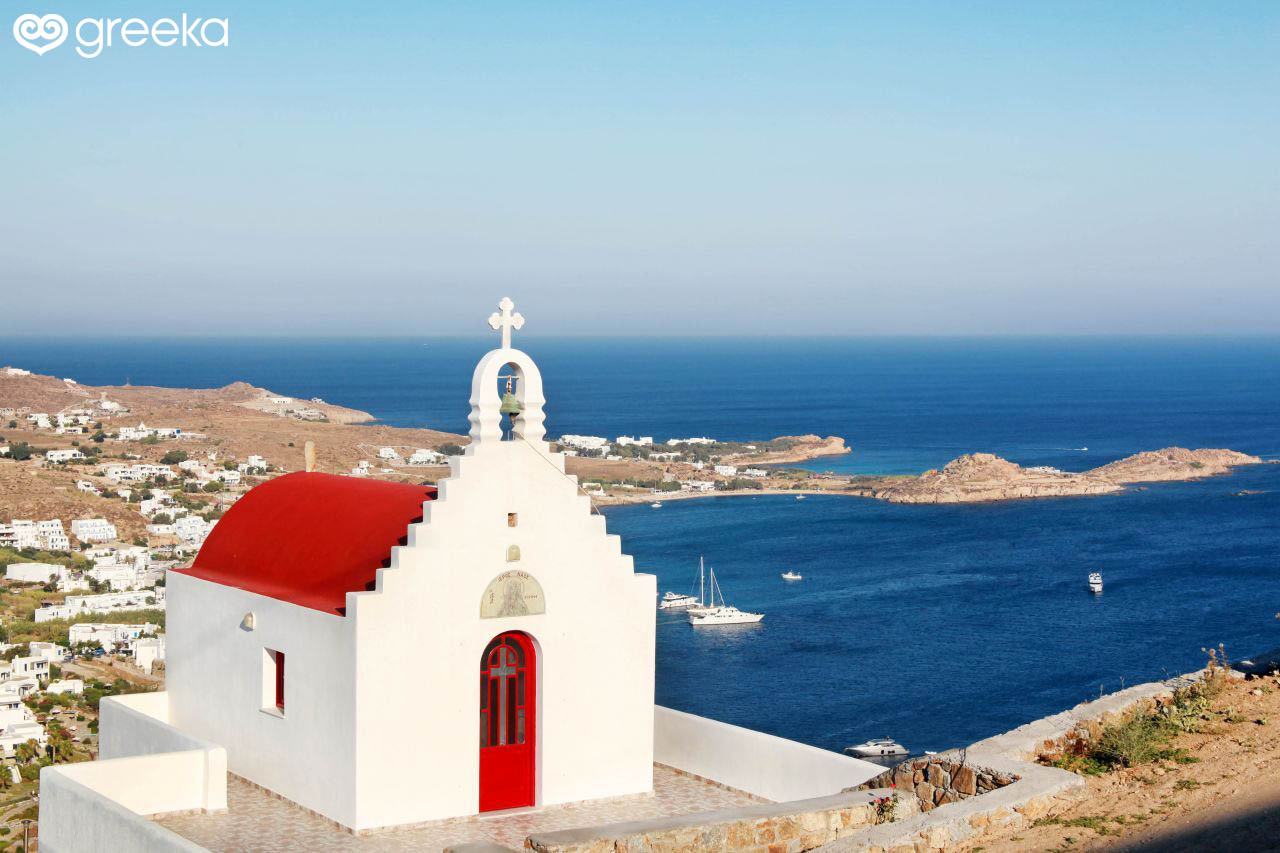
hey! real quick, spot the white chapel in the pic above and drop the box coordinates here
[38,299,880,849]
[167,297,656,828]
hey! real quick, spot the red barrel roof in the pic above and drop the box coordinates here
[176,472,437,616]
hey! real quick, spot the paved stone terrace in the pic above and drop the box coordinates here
[156,765,766,851]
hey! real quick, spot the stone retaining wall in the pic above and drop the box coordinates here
[526,788,917,853]
[853,758,1018,812]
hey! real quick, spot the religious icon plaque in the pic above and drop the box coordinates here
[480,570,546,618]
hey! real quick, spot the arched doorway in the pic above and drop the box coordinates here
[479,631,536,811]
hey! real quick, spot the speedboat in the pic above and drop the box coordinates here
[650,502,663,508]
[658,591,698,610]
[781,571,802,581]
[795,495,806,500]
[844,738,907,757]
[1088,572,1103,593]
[689,606,764,626]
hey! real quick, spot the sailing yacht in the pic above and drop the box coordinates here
[688,567,763,626]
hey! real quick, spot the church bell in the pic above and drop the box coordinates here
[499,376,523,416]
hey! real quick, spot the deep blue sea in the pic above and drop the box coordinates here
[3,336,1279,752]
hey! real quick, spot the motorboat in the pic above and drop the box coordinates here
[658,591,698,610]
[795,495,806,500]
[781,571,802,581]
[650,502,663,508]
[1088,572,1103,593]
[844,738,908,757]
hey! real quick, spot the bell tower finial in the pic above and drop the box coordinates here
[487,297,524,350]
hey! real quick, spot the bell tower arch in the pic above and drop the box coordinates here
[467,298,549,450]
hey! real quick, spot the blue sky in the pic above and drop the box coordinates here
[2,1,1277,335]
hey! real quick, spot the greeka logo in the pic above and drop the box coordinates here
[12,13,67,54]
[13,11,229,58]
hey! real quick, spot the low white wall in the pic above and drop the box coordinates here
[654,705,883,802]
[38,755,213,853]
[98,691,227,811]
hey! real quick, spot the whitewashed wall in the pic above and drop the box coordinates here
[166,572,358,826]
[38,753,215,852]
[654,705,883,802]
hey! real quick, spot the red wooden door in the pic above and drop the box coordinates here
[479,632,536,811]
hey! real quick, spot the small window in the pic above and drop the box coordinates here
[263,648,285,714]
[507,512,518,527]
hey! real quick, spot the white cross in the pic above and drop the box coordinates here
[488,297,524,349]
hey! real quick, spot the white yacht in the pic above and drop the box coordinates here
[795,495,806,500]
[650,501,663,508]
[689,605,764,626]
[781,570,802,581]
[1088,572,1103,593]
[658,591,698,610]
[844,738,907,757]
[687,566,763,625]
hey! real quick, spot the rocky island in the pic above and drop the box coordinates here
[1086,446,1263,483]
[870,447,1266,505]
[870,453,1123,504]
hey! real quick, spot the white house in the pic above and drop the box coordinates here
[173,516,213,544]
[556,434,610,452]
[10,656,49,681]
[615,435,654,446]
[408,448,446,466]
[70,518,118,542]
[28,642,69,662]
[34,588,164,623]
[5,562,67,584]
[117,423,153,441]
[101,463,173,483]
[45,449,85,463]
[133,636,166,673]
[377,447,401,460]
[76,480,103,495]
[0,687,45,758]
[47,680,84,696]
[713,464,738,477]
[69,623,160,652]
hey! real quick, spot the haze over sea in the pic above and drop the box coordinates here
[4,336,1279,753]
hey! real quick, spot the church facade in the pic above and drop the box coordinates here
[167,299,655,830]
